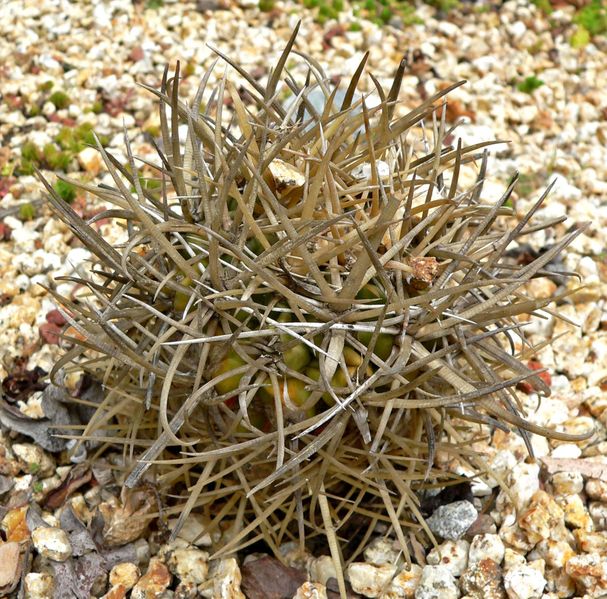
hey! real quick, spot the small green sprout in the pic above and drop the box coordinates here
[517,76,544,94]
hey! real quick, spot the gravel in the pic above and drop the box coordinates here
[1,0,607,597]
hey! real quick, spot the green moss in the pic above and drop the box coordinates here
[56,123,107,154]
[425,0,459,11]
[573,0,607,36]
[21,141,40,163]
[379,6,392,22]
[43,143,71,171]
[19,202,36,221]
[49,91,71,110]
[91,100,104,114]
[531,0,552,14]
[259,0,275,11]
[54,179,77,203]
[570,26,591,48]
[38,80,54,93]
[146,0,164,7]
[332,0,344,10]
[33,481,44,493]
[517,75,544,94]
[349,21,363,31]
[56,128,77,151]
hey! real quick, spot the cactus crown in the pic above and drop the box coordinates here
[40,24,586,585]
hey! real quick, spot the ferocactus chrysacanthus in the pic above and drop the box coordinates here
[40,25,589,591]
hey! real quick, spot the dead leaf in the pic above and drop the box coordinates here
[1,366,46,403]
[241,556,307,599]
[45,464,92,510]
[98,486,157,547]
[0,385,75,453]
[0,542,22,594]
[51,552,105,599]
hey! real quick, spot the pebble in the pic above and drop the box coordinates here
[589,501,607,530]
[347,562,397,597]
[383,565,422,599]
[508,463,540,511]
[24,572,55,599]
[528,539,574,569]
[426,540,469,577]
[2,1,607,596]
[518,490,566,545]
[130,558,171,599]
[426,501,477,541]
[459,558,505,599]
[166,547,209,585]
[414,565,460,599]
[11,443,55,478]
[565,553,607,597]
[31,527,72,562]
[169,514,214,547]
[550,471,584,495]
[0,542,21,588]
[293,582,328,599]
[200,558,245,599]
[468,534,505,568]
[557,493,593,531]
[109,563,140,591]
[310,555,337,585]
[77,147,103,176]
[363,537,401,566]
[503,565,547,599]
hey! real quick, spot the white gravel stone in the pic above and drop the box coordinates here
[293,582,328,599]
[414,565,460,599]
[363,537,401,566]
[503,565,546,599]
[468,534,505,568]
[109,562,140,590]
[426,540,469,577]
[24,572,55,599]
[426,501,477,541]
[551,471,584,495]
[384,565,422,598]
[347,562,397,597]
[310,555,337,586]
[31,527,72,562]
[509,463,540,511]
[167,547,209,585]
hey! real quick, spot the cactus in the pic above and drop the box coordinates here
[39,26,588,588]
